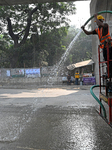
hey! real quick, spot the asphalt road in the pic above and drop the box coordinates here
[0,86,112,150]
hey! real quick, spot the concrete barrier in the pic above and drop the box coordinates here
[0,76,63,88]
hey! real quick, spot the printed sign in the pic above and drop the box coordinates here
[25,68,40,75]
[83,77,96,85]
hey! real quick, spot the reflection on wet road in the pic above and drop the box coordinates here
[13,106,112,150]
[0,88,112,150]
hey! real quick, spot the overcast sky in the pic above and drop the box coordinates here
[69,1,90,28]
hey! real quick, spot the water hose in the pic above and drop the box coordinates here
[84,10,112,26]
[90,85,107,118]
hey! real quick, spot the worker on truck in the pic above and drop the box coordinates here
[81,14,112,77]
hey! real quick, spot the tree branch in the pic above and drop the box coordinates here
[20,6,38,45]
[7,17,19,46]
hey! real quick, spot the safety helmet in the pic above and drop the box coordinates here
[95,15,105,22]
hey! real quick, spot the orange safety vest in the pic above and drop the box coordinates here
[95,26,111,49]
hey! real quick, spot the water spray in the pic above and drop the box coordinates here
[47,29,82,85]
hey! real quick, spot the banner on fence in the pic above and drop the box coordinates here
[6,70,10,77]
[11,69,24,77]
[25,68,40,77]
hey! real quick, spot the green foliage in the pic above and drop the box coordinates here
[0,2,76,68]
[35,27,68,66]
[0,2,76,42]
[4,26,69,68]
[0,35,10,67]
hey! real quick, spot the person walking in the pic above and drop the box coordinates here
[67,74,71,85]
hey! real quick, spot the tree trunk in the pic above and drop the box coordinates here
[7,6,38,68]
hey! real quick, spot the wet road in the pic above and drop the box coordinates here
[0,86,112,150]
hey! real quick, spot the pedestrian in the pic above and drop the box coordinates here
[81,14,112,77]
[75,71,79,85]
[67,74,71,85]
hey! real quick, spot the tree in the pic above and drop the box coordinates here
[0,35,10,67]
[0,2,76,67]
[39,27,68,66]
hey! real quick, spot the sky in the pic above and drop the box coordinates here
[69,1,91,28]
